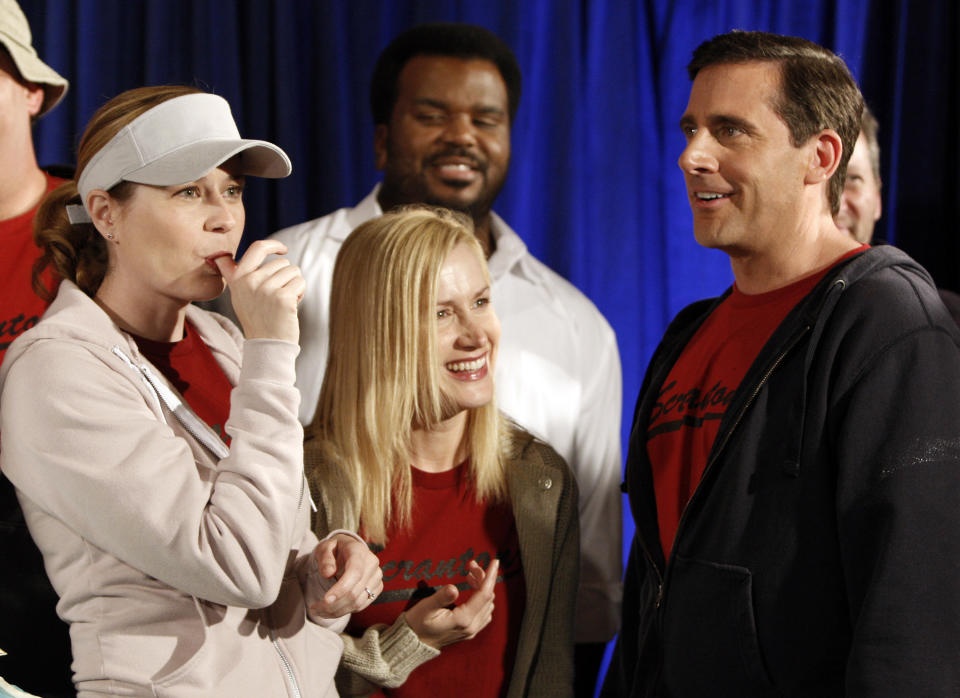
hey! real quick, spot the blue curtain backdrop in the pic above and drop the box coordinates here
[19,0,959,691]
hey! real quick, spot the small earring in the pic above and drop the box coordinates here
[106,233,114,240]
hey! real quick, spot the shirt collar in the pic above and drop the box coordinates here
[347,183,541,285]
[488,211,542,285]
[332,184,385,241]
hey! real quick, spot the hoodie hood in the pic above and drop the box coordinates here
[0,281,242,398]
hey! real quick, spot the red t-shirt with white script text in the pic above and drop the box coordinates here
[648,246,867,555]
[348,463,526,697]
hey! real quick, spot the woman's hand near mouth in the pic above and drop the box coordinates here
[215,239,305,343]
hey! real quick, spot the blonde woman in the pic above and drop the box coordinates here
[306,207,578,697]
[0,85,381,696]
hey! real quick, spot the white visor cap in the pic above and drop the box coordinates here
[68,93,291,224]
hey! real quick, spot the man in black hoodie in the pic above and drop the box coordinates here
[604,30,960,697]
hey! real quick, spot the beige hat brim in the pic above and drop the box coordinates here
[0,36,68,116]
[0,0,68,117]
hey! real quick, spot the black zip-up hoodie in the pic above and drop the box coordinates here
[603,246,960,697]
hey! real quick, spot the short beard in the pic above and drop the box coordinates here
[378,146,505,229]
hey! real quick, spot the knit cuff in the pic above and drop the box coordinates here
[371,614,440,685]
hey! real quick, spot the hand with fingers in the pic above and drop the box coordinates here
[403,558,499,649]
[214,239,305,343]
[310,533,384,618]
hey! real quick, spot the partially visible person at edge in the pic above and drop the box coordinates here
[304,206,578,697]
[229,24,623,692]
[0,0,72,694]
[836,103,960,326]
[602,30,960,697]
[0,85,383,696]
[835,103,882,247]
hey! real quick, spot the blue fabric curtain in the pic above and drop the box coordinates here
[19,0,958,690]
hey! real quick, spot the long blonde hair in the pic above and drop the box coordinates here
[312,206,510,544]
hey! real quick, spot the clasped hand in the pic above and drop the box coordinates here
[309,533,384,618]
[403,558,499,649]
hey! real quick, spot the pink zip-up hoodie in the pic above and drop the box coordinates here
[0,280,348,697]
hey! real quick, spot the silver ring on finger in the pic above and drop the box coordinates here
[364,587,376,600]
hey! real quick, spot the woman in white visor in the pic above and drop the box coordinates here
[0,85,382,697]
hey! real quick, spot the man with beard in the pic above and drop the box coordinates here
[271,23,622,693]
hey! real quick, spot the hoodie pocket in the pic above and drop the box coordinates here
[660,555,779,697]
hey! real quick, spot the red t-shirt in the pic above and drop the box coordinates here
[0,173,64,364]
[648,247,867,555]
[131,322,233,442]
[348,463,526,698]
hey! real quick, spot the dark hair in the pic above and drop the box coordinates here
[32,85,203,301]
[370,22,522,125]
[687,30,863,215]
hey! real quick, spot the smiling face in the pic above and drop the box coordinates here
[375,56,511,222]
[836,132,882,244]
[101,164,245,309]
[678,61,817,257]
[435,242,501,417]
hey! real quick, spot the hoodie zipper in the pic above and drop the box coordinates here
[115,345,317,518]
[272,631,302,698]
[653,323,812,613]
[114,344,310,697]
[111,346,229,460]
